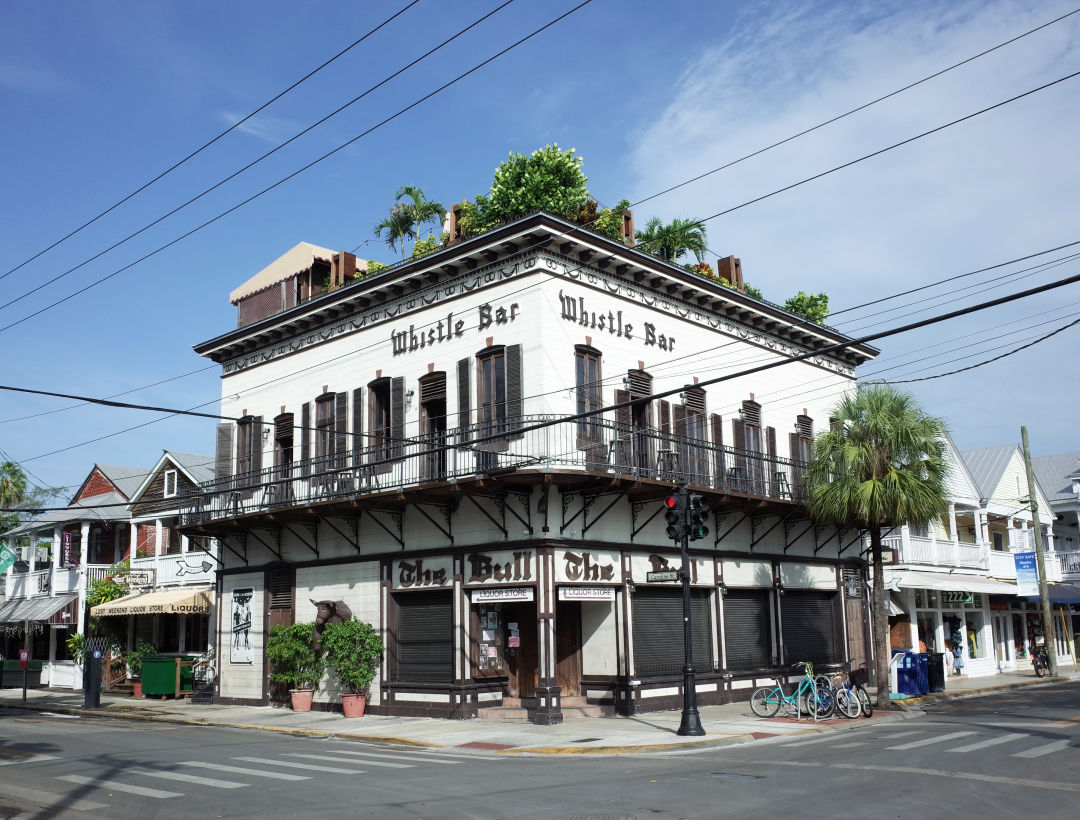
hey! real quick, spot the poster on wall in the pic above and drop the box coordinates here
[231,588,253,664]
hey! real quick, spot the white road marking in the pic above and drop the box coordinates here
[179,761,310,780]
[0,754,58,766]
[947,733,1029,753]
[1011,739,1073,758]
[0,782,107,811]
[127,766,248,789]
[778,734,839,748]
[57,774,182,799]
[232,756,367,774]
[283,752,411,769]
[832,742,866,748]
[326,749,462,765]
[887,731,976,750]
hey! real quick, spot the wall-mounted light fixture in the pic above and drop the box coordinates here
[625,579,636,595]
[262,426,271,444]
[719,582,728,596]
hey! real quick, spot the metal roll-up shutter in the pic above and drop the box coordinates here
[395,591,453,683]
[631,587,713,678]
[723,589,772,671]
[780,591,839,666]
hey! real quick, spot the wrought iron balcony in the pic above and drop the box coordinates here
[181,415,807,526]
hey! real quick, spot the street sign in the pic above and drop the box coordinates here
[18,649,29,670]
[646,570,679,583]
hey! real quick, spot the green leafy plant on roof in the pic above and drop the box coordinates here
[783,291,830,324]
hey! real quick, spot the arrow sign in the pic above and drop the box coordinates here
[176,560,213,576]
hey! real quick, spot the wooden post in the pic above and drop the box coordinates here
[1021,426,1057,677]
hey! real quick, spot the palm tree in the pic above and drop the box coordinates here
[395,185,446,242]
[634,216,708,264]
[373,205,415,261]
[1,460,28,536]
[803,384,949,705]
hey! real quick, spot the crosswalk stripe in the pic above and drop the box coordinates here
[179,761,310,781]
[779,735,839,748]
[57,774,182,799]
[887,731,976,750]
[1,782,107,812]
[832,742,866,749]
[283,752,411,769]
[328,749,462,765]
[947,733,1029,753]
[127,767,248,788]
[0,754,59,766]
[232,756,367,774]
[1011,739,1073,758]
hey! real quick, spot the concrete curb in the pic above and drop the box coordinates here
[501,733,758,756]
[889,675,1069,710]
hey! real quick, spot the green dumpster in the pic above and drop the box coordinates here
[140,656,196,697]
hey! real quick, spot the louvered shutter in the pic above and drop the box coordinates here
[390,377,405,460]
[300,402,311,477]
[215,423,234,485]
[505,344,523,436]
[780,592,839,666]
[334,392,348,465]
[395,591,454,683]
[268,566,295,611]
[613,389,631,470]
[790,432,802,500]
[711,414,725,486]
[766,426,777,498]
[732,417,747,491]
[723,589,773,670]
[632,587,713,677]
[659,400,671,435]
[249,416,263,476]
[457,358,471,441]
[352,388,363,466]
[672,404,688,479]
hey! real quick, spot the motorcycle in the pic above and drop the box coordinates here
[1032,644,1050,677]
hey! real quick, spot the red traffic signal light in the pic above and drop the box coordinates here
[664,493,687,540]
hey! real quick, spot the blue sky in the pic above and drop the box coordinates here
[1,0,1078,500]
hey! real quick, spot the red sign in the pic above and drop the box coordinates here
[18,649,29,670]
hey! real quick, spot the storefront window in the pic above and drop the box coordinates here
[965,612,985,659]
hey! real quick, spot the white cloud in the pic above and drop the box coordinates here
[218,111,297,145]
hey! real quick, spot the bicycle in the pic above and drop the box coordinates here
[823,670,862,719]
[849,664,872,717]
[1032,644,1050,678]
[750,662,832,721]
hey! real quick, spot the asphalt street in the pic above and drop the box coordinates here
[0,682,1077,819]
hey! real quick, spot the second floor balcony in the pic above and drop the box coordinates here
[182,414,808,527]
[883,528,1072,582]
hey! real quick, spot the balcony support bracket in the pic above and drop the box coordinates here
[631,499,667,541]
[283,522,319,559]
[219,534,247,566]
[581,490,627,537]
[367,509,404,548]
[784,520,814,553]
[239,526,280,561]
[839,528,864,556]
[715,511,748,546]
[560,491,580,534]
[813,525,832,555]
[465,493,508,540]
[412,501,456,546]
[323,515,361,553]
[750,513,789,549]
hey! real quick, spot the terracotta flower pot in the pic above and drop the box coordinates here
[341,692,367,718]
[289,689,315,712]
[132,681,143,699]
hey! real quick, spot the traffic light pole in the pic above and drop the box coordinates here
[676,486,705,736]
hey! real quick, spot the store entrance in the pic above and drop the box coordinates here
[555,600,582,697]
[502,601,538,699]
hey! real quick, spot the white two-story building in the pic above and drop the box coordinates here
[181,211,878,723]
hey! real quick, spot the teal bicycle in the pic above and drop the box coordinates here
[749,661,834,720]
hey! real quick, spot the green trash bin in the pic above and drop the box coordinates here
[141,656,196,697]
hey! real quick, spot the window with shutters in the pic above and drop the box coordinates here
[315,393,335,459]
[274,413,294,475]
[789,414,813,500]
[736,400,764,495]
[419,372,448,480]
[631,587,714,677]
[477,346,507,435]
[393,591,454,683]
[369,378,392,461]
[676,388,707,481]
[237,418,255,475]
[723,589,774,670]
[780,591,839,666]
[163,469,178,498]
[575,346,603,445]
[614,369,654,476]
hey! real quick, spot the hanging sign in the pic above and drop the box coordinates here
[60,532,79,568]
[1014,551,1038,596]
[0,544,17,575]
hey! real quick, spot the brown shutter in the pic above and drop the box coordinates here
[613,389,631,470]
[301,402,311,476]
[711,413,725,484]
[457,358,471,441]
[335,392,348,461]
[672,404,687,438]
[790,432,802,501]
[506,344,523,434]
[215,423,234,483]
[766,426,777,498]
[732,417,747,492]
[249,416,263,475]
[659,400,671,435]
[352,388,364,465]
[391,377,405,459]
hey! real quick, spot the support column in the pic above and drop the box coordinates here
[528,548,562,725]
[948,503,958,543]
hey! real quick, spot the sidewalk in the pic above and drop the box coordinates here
[2,671,1075,755]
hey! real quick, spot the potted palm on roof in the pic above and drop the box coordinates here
[320,618,384,718]
[265,622,325,711]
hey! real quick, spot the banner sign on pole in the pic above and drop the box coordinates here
[1014,551,1039,596]
[0,543,18,574]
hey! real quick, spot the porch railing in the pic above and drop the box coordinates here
[1057,550,1080,580]
[182,414,807,525]
[130,552,216,586]
[886,531,990,571]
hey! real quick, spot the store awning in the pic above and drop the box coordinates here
[0,594,79,624]
[885,570,1018,595]
[885,593,906,616]
[1022,583,1080,604]
[90,588,212,617]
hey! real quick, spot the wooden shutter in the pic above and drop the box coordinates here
[658,400,671,436]
[267,566,295,611]
[723,589,772,670]
[732,417,747,491]
[249,416,263,475]
[631,588,712,677]
[506,343,523,434]
[781,591,839,666]
[766,426,777,497]
[215,423,234,483]
[390,377,405,459]
[790,432,802,500]
[672,404,687,438]
[395,591,454,683]
[300,402,311,476]
[711,413,725,485]
[352,388,364,466]
[334,392,348,464]
[457,358,470,440]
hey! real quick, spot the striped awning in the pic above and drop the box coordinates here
[0,594,79,624]
[90,588,212,617]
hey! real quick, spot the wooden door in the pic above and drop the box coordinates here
[844,594,869,671]
[555,600,582,697]
[505,602,538,699]
[265,566,295,704]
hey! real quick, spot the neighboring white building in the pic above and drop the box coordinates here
[181,210,879,723]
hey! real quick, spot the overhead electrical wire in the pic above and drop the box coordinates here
[0,0,423,284]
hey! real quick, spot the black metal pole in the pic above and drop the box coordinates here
[677,487,704,736]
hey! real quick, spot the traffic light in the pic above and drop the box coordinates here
[664,492,687,540]
[687,494,710,541]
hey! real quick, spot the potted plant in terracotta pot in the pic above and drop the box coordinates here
[320,618,384,718]
[125,641,157,698]
[265,622,325,711]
